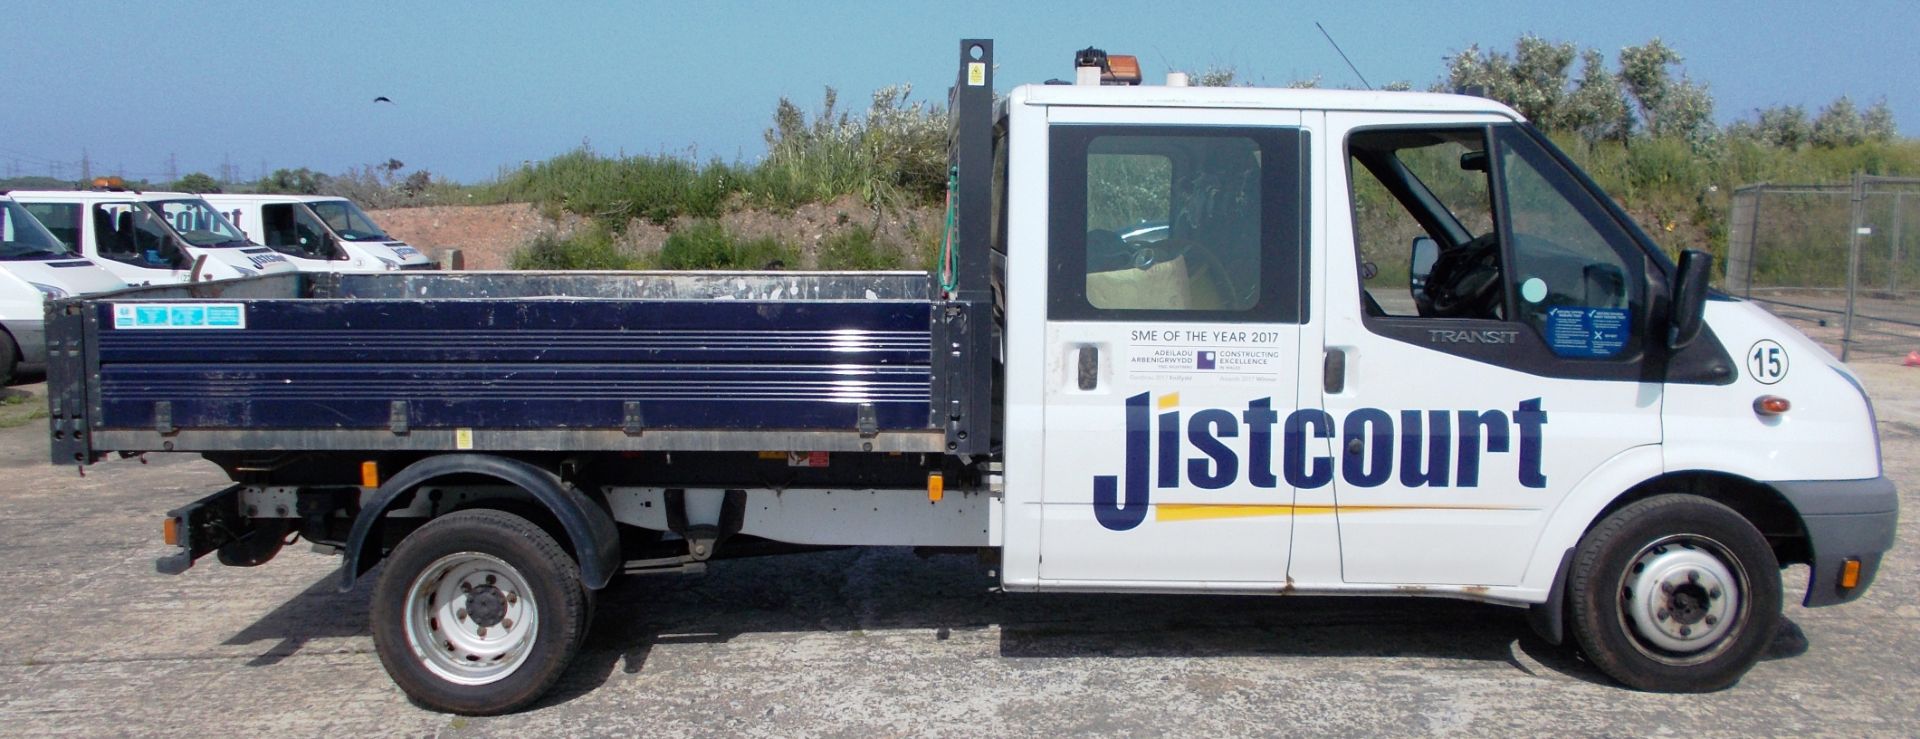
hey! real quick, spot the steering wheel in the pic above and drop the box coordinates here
[1423,233,1504,318]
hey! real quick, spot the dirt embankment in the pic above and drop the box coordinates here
[368,203,562,270]
[371,197,942,270]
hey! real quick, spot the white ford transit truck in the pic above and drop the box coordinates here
[42,41,1896,713]
[14,187,298,285]
[201,194,434,272]
[0,195,125,383]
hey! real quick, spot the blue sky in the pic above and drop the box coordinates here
[4,1,1916,183]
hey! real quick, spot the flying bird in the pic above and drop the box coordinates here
[373,96,394,104]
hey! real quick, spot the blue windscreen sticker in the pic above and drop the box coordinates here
[1545,307,1628,358]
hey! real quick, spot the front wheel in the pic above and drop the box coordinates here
[1568,494,1782,692]
[371,509,590,714]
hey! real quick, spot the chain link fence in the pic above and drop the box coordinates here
[1726,175,1920,361]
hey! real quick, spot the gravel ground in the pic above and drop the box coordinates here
[0,363,1914,737]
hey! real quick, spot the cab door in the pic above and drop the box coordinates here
[1037,107,1314,586]
[84,202,192,285]
[256,203,350,271]
[1319,114,1665,586]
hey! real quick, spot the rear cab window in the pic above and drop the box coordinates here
[1048,125,1309,324]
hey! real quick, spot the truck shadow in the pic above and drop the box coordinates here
[222,547,1813,708]
[537,548,1811,707]
[222,571,374,668]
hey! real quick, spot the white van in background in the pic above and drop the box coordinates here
[203,194,434,272]
[12,188,298,285]
[0,196,127,383]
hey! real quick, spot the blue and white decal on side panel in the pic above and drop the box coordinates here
[112,303,247,330]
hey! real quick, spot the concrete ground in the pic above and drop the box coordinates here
[0,364,1915,737]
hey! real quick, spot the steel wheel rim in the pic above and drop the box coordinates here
[403,551,539,686]
[1616,533,1749,665]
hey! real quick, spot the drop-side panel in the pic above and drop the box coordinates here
[89,297,938,443]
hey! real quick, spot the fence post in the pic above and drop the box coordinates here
[1891,191,1905,293]
[1747,189,1763,297]
[1843,173,1866,362]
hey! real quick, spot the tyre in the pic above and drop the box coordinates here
[371,509,591,714]
[1568,494,1782,692]
[0,330,17,386]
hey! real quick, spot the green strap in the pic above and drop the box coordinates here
[938,165,959,293]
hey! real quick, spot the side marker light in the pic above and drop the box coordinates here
[1840,558,1862,590]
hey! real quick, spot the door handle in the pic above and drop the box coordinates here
[1077,346,1099,390]
[1324,349,1346,394]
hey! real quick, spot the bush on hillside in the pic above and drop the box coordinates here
[656,221,798,270]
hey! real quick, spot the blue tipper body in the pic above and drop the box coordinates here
[92,298,937,433]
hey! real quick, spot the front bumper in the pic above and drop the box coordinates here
[1775,476,1898,607]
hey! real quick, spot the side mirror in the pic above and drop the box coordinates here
[1668,249,1713,349]
[1409,236,1439,300]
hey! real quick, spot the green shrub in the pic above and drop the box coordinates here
[489,149,742,229]
[817,227,903,270]
[656,221,798,270]
[510,224,641,270]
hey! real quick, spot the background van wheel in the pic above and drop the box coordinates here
[371,509,590,715]
[1568,494,1781,692]
[0,330,17,386]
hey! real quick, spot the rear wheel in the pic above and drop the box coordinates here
[1568,494,1781,692]
[371,509,590,714]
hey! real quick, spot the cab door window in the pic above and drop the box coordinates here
[261,203,336,259]
[1349,130,1495,317]
[1493,126,1638,355]
[92,204,182,268]
[1345,124,1650,378]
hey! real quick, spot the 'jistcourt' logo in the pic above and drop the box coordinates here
[1091,393,1549,531]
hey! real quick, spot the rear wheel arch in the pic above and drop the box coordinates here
[340,454,621,593]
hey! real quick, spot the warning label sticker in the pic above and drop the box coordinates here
[1544,307,1629,358]
[111,303,247,330]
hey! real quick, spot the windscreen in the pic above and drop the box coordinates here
[308,199,392,241]
[150,198,250,247]
[0,199,73,260]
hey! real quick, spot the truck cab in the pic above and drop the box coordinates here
[0,196,127,383]
[12,188,298,285]
[202,194,434,272]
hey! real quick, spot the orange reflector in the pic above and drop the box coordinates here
[928,473,945,503]
[163,516,179,546]
[1753,395,1791,416]
[1840,558,1862,589]
[361,460,380,488]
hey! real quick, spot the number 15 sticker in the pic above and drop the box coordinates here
[1747,340,1789,385]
